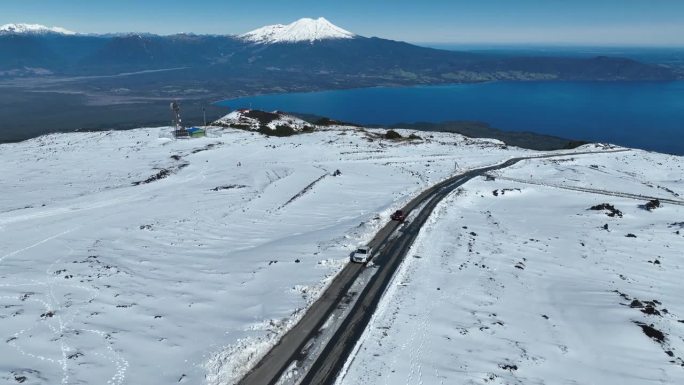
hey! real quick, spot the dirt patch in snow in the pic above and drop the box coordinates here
[643,199,661,211]
[589,203,623,218]
[211,184,247,191]
[132,163,188,185]
[635,322,665,343]
[492,188,521,197]
[615,291,684,366]
[280,174,328,209]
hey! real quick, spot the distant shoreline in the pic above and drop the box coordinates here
[218,81,684,155]
[2,80,683,155]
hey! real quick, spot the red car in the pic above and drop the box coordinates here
[391,210,406,222]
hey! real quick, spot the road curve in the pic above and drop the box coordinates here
[239,149,627,385]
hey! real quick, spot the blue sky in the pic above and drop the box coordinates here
[2,0,683,46]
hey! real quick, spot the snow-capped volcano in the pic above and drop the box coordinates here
[240,17,356,44]
[0,23,75,35]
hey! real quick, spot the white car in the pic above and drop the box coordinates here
[350,246,373,263]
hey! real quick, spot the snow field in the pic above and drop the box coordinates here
[0,125,525,384]
[339,150,684,385]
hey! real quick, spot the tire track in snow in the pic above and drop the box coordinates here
[0,228,76,263]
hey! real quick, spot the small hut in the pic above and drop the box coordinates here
[187,127,206,138]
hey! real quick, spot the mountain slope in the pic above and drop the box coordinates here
[0,18,678,85]
[340,151,684,385]
[214,109,315,136]
[0,23,75,35]
[241,17,356,44]
[0,122,536,385]
[2,124,681,385]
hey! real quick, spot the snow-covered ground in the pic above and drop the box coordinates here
[0,125,528,384]
[214,110,314,132]
[338,151,684,385]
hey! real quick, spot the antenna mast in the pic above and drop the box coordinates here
[170,101,188,138]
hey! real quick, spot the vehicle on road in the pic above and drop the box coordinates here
[350,246,373,263]
[391,209,406,222]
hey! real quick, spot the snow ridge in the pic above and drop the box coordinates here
[214,109,314,132]
[0,23,75,35]
[240,17,356,44]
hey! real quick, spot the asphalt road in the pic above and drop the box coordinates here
[239,150,626,385]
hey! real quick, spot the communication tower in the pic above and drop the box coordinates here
[171,101,189,138]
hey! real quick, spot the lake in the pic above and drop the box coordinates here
[218,81,684,155]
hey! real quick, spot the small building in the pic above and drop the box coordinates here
[187,127,205,138]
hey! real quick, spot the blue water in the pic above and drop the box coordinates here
[218,81,684,155]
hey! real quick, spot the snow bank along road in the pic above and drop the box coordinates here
[239,149,631,385]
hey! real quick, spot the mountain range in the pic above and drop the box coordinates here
[0,18,678,82]
[0,18,681,144]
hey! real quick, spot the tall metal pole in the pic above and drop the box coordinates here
[170,100,186,138]
[170,101,178,136]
